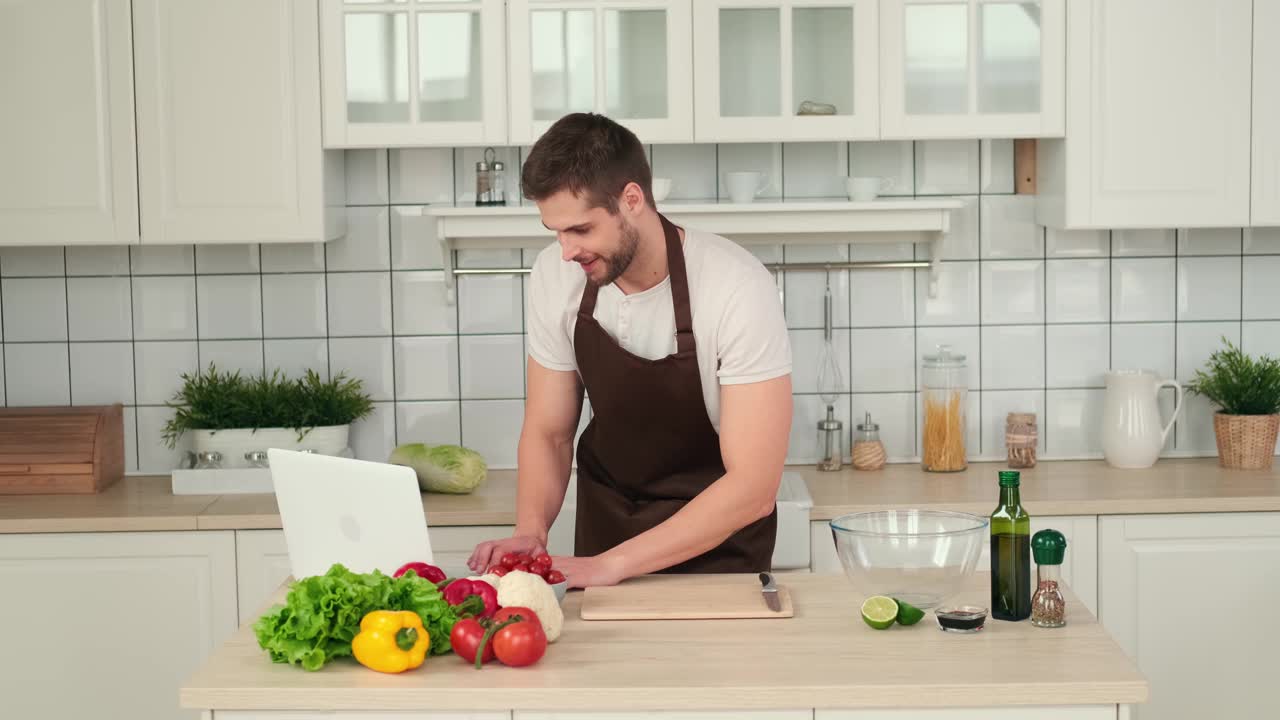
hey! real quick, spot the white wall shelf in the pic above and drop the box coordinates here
[424,198,963,303]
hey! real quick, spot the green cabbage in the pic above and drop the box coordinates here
[389,443,488,494]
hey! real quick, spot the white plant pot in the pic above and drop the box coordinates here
[189,425,350,468]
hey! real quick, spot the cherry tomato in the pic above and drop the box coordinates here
[546,569,566,584]
[449,618,495,664]
[512,562,531,573]
[500,553,521,570]
[487,565,510,577]
[534,553,553,566]
[490,607,547,667]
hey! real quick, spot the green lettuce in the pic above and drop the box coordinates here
[252,563,460,671]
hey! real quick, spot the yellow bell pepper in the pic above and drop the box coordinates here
[351,610,430,673]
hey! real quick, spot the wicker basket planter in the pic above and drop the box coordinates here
[1212,413,1280,470]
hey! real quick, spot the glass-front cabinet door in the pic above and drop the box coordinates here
[320,0,507,147]
[693,0,879,142]
[879,0,1064,138]
[508,0,694,144]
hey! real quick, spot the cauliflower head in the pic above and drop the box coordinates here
[494,570,564,642]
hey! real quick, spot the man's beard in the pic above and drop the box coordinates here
[586,218,641,287]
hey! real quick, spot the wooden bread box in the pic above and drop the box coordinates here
[0,405,125,495]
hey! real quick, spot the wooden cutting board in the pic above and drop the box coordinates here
[580,575,794,620]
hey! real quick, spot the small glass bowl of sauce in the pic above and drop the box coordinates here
[935,606,988,633]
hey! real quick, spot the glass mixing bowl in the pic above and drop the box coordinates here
[829,510,988,609]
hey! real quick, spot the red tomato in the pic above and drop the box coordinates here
[534,553,553,566]
[546,569,566,584]
[449,618,495,664]
[490,607,547,667]
[512,562,531,573]
[500,552,521,570]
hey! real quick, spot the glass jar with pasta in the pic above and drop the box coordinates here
[921,345,968,472]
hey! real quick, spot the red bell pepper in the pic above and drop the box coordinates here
[392,561,446,584]
[442,578,498,619]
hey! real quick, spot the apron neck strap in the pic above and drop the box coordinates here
[577,213,695,355]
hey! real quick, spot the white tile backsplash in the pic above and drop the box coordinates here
[981,261,1045,325]
[327,207,391,272]
[851,328,915,392]
[1242,256,1280,320]
[980,195,1042,259]
[396,401,462,447]
[1177,256,1241,321]
[1113,258,1176,322]
[1112,323,1176,378]
[262,274,327,338]
[1046,324,1110,388]
[329,337,394,401]
[327,272,393,336]
[137,406,187,473]
[5,343,70,406]
[981,325,1045,390]
[195,245,260,274]
[3,278,67,342]
[67,277,132,341]
[789,329,852,395]
[196,275,263,339]
[461,399,524,468]
[5,139,1277,468]
[1046,259,1110,324]
[134,341,198,405]
[1,247,64,276]
[914,140,979,195]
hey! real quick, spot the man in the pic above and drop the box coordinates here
[466,113,793,588]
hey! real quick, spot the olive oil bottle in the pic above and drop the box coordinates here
[990,470,1031,621]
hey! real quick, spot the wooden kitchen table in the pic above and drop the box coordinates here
[181,572,1147,719]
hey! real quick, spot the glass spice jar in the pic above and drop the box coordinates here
[1030,529,1068,628]
[851,412,886,471]
[1006,412,1038,468]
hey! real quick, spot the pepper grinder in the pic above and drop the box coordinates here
[815,275,846,471]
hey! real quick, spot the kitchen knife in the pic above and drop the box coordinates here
[758,572,782,612]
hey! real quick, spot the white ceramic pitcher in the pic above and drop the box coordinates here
[1102,370,1184,468]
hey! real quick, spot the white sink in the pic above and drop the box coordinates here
[546,471,813,571]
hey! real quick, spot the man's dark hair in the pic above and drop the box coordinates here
[521,113,653,212]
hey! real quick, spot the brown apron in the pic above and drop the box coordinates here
[572,213,776,573]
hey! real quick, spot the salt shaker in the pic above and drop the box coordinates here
[1031,529,1068,628]
[490,153,507,205]
[474,148,493,206]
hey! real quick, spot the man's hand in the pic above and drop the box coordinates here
[550,554,626,589]
[467,535,547,574]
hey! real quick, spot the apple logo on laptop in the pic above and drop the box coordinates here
[340,514,361,542]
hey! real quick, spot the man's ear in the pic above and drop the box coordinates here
[619,181,647,215]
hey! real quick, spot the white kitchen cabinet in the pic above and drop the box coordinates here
[132,0,345,244]
[0,530,238,720]
[1099,513,1280,720]
[1253,0,1280,225]
[811,514,1098,614]
[236,529,294,626]
[0,0,139,246]
[692,0,879,142]
[320,0,508,148]
[508,0,693,144]
[1036,0,1253,229]
[878,0,1064,140]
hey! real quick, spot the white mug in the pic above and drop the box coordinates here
[651,177,673,202]
[725,171,768,204]
[846,176,888,202]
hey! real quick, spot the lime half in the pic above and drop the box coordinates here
[893,598,925,626]
[861,596,899,630]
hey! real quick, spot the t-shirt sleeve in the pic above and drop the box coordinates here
[526,252,578,372]
[715,264,792,385]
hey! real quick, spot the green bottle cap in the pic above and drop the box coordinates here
[1032,529,1068,565]
[998,470,1021,488]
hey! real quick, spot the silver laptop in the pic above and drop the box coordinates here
[268,448,434,579]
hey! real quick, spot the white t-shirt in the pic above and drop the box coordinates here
[526,226,792,432]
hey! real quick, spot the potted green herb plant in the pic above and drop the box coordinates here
[162,365,375,469]
[1188,339,1280,470]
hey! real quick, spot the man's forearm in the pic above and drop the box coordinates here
[599,469,778,578]
[513,427,575,543]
